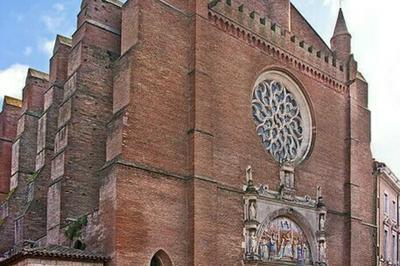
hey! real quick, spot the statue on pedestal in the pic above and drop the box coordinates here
[249,201,257,221]
[319,241,326,263]
[246,165,253,183]
[250,231,258,254]
[319,213,326,232]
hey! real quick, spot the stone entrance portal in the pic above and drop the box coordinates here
[242,166,327,265]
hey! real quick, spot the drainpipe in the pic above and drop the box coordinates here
[397,192,399,266]
[377,173,380,266]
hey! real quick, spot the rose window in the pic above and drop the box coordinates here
[251,72,312,165]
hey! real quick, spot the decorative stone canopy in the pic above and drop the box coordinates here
[243,167,327,265]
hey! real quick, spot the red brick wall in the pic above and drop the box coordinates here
[103,1,192,264]
[196,13,350,264]
[18,37,73,246]
[0,0,376,264]
[0,72,48,252]
[47,0,121,246]
[0,101,20,200]
[348,77,376,265]
[265,0,290,30]
[114,0,190,176]
[115,166,188,265]
[20,74,47,115]
[101,0,375,265]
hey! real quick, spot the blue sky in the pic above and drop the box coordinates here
[0,0,399,175]
[0,0,80,107]
[0,1,80,70]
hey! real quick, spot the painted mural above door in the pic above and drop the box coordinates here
[258,217,312,264]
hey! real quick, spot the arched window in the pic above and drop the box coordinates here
[150,256,162,266]
[150,250,172,266]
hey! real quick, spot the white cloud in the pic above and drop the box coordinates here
[40,3,67,34]
[37,3,68,58]
[23,46,32,56]
[0,64,29,101]
[41,15,65,34]
[38,38,55,57]
[53,3,65,13]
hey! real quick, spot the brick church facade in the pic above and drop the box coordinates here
[0,0,378,265]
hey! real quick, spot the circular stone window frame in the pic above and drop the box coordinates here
[251,70,314,166]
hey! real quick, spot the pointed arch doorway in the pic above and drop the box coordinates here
[150,250,173,266]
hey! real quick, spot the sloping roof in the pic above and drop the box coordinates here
[105,0,123,7]
[3,96,22,108]
[374,160,400,190]
[56,35,73,47]
[0,245,109,265]
[27,68,49,81]
[356,71,367,82]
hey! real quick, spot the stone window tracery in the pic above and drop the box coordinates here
[251,71,312,165]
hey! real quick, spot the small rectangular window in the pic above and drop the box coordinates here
[384,193,388,213]
[384,230,388,259]
[393,234,396,263]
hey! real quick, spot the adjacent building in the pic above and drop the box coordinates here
[375,161,400,266]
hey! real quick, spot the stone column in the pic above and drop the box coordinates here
[243,166,260,261]
[316,188,327,265]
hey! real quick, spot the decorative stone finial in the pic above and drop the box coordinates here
[316,186,326,208]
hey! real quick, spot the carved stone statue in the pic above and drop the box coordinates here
[249,201,257,220]
[280,163,295,190]
[316,186,327,208]
[317,186,322,201]
[319,213,326,231]
[319,241,326,262]
[285,172,291,187]
[250,231,258,254]
[246,165,253,183]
